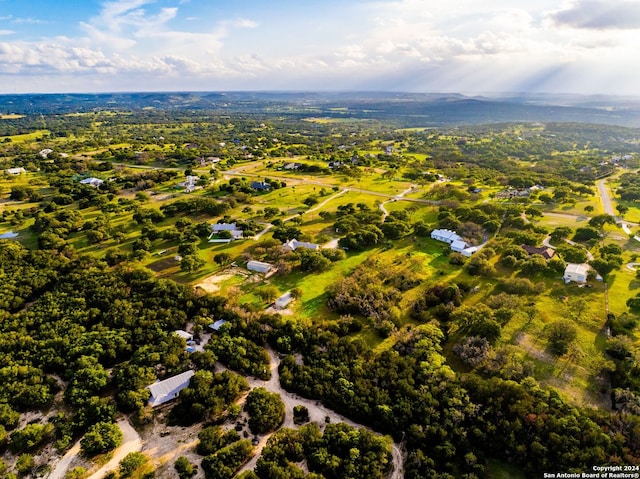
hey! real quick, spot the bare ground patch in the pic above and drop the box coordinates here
[195,268,247,293]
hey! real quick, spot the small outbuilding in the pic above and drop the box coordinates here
[282,239,320,252]
[250,181,271,191]
[208,319,228,332]
[275,292,294,310]
[174,330,193,341]
[5,167,26,175]
[461,246,479,257]
[80,177,104,187]
[147,370,195,407]
[247,260,273,273]
[521,244,555,260]
[564,263,590,283]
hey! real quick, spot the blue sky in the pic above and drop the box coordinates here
[1,0,639,95]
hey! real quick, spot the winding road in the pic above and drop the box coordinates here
[48,418,142,479]
[230,348,404,479]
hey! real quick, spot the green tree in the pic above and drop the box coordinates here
[175,456,196,479]
[80,421,123,456]
[214,252,232,266]
[180,254,205,273]
[245,388,285,435]
[119,452,148,478]
[545,320,578,356]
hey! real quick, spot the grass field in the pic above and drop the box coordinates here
[0,129,50,144]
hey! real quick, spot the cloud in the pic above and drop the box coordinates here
[0,30,14,35]
[12,17,48,25]
[549,0,640,30]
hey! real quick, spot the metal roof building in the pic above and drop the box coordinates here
[147,370,195,407]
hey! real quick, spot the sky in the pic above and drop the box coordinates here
[0,0,639,95]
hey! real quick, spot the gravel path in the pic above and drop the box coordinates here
[48,418,142,479]
[86,418,142,479]
[233,347,405,478]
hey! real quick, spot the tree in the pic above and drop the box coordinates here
[303,196,319,207]
[588,214,615,229]
[545,320,577,356]
[616,204,629,216]
[180,254,205,273]
[214,252,232,266]
[80,421,123,456]
[257,285,279,303]
[175,456,196,479]
[9,423,54,453]
[119,452,148,478]
[245,388,285,434]
[15,454,34,475]
[293,405,309,425]
[573,226,600,242]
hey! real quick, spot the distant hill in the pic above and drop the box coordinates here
[1,91,640,127]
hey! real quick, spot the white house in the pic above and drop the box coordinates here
[38,148,53,158]
[80,177,104,187]
[5,167,25,175]
[210,223,243,240]
[174,330,193,341]
[247,260,273,273]
[564,263,590,283]
[275,292,294,310]
[431,229,463,244]
[461,246,479,257]
[178,175,199,192]
[282,239,320,252]
[450,239,469,253]
[147,370,195,407]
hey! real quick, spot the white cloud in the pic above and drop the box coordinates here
[549,0,640,30]
[0,0,638,94]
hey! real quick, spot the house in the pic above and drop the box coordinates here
[179,175,199,192]
[450,240,469,253]
[461,246,479,257]
[208,319,228,332]
[5,167,26,175]
[275,292,294,310]
[284,162,301,170]
[147,370,195,407]
[564,263,590,283]
[210,223,243,240]
[174,330,193,341]
[282,239,320,252]
[431,229,463,244]
[247,260,273,273]
[250,181,271,191]
[521,244,555,260]
[38,148,53,158]
[80,177,104,187]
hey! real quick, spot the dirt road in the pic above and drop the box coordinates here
[87,418,142,479]
[233,348,404,478]
[48,418,142,479]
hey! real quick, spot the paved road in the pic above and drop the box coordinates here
[597,178,616,217]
